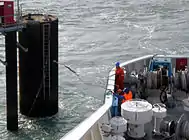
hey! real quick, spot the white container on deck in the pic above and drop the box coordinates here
[121,99,153,138]
[152,103,167,134]
[110,116,127,136]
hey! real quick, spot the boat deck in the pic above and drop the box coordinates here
[145,89,188,140]
[60,55,189,140]
[102,88,189,140]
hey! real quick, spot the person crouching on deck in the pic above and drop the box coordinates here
[113,88,133,116]
[121,88,133,103]
[115,62,124,91]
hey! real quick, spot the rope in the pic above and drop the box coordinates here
[53,60,114,90]
[20,60,112,129]
[27,58,49,117]
[20,78,43,129]
[53,60,117,104]
[27,79,43,117]
[20,60,46,129]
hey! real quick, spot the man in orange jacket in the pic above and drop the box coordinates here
[114,88,133,102]
[114,88,133,115]
[115,62,124,91]
[122,88,133,103]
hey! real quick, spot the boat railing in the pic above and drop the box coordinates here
[60,97,112,140]
[104,55,154,101]
[61,55,154,140]
[0,16,25,33]
[61,54,189,140]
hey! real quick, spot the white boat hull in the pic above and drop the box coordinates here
[60,54,189,140]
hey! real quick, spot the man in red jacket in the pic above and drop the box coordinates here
[115,62,124,91]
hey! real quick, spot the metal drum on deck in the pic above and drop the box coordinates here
[121,99,152,124]
[110,116,127,135]
[121,99,153,138]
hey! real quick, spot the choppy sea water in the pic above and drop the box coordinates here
[0,0,189,139]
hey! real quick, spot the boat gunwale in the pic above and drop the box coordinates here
[60,54,189,140]
[60,55,154,140]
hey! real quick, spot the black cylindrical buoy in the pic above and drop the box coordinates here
[19,14,58,117]
[5,31,18,130]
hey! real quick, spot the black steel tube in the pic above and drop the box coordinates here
[5,31,18,131]
[19,14,58,117]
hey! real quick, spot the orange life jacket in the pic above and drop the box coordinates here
[122,91,133,103]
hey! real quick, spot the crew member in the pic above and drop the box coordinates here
[122,88,133,103]
[115,62,124,91]
[112,93,119,117]
[115,88,133,103]
[114,89,124,116]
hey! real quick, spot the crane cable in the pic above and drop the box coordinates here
[53,60,115,90]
